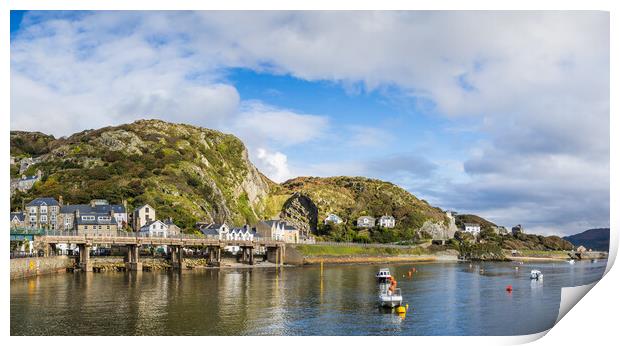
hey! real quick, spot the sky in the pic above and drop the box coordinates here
[10,11,610,236]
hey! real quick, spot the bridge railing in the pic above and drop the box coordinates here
[37,231,283,243]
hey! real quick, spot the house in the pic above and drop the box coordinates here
[10,169,43,195]
[463,223,481,235]
[282,225,299,243]
[356,216,376,228]
[255,220,286,240]
[164,218,181,236]
[132,204,155,231]
[19,157,42,174]
[511,224,524,236]
[224,225,255,253]
[254,220,299,243]
[324,213,343,225]
[494,226,509,235]
[139,220,169,237]
[200,223,230,239]
[74,210,118,235]
[378,215,396,228]
[576,245,587,253]
[10,212,25,229]
[26,197,61,229]
[60,199,127,230]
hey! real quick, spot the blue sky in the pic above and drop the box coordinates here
[10,11,610,235]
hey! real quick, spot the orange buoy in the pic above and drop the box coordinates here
[506,285,513,292]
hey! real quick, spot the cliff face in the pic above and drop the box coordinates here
[10,120,273,230]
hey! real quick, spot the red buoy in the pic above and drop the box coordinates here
[506,285,513,292]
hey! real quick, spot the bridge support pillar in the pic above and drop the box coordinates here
[266,245,285,266]
[78,244,92,272]
[125,244,142,271]
[171,246,183,270]
[249,247,254,265]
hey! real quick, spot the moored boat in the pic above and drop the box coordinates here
[379,275,403,307]
[376,268,392,283]
[530,269,543,280]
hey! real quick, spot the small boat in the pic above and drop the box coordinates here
[530,269,543,280]
[379,287,403,308]
[568,259,575,265]
[379,275,403,307]
[376,268,392,283]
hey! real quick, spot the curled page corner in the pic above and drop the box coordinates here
[555,281,598,324]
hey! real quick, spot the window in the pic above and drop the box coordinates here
[106,225,110,230]
[40,215,48,222]
[82,216,95,221]
[30,207,37,214]
[98,216,110,221]
[145,207,149,213]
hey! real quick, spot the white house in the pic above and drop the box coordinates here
[324,213,343,225]
[464,223,481,235]
[139,220,169,237]
[378,215,396,228]
[200,223,230,239]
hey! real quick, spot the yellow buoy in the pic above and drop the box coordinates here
[396,306,406,314]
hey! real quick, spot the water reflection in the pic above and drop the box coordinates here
[11,261,606,336]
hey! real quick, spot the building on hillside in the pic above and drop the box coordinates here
[164,218,181,236]
[10,212,25,229]
[139,220,169,237]
[324,213,343,225]
[463,223,481,235]
[11,170,43,195]
[60,199,127,230]
[26,197,60,229]
[576,245,587,253]
[19,157,42,174]
[132,204,155,231]
[494,226,509,236]
[511,224,524,236]
[74,210,118,235]
[356,216,375,228]
[199,223,230,239]
[378,215,396,228]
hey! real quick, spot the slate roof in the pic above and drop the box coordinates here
[10,212,25,222]
[75,213,117,225]
[60,204,125,214]
[26,197,59,207]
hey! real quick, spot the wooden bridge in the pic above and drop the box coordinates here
[35,231,286,272]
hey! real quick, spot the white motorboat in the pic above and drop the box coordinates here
[530,269,543,280]
[379,287,403,308]
[568,259,575,265]
[376,268,392,283]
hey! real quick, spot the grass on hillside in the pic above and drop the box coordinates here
[295,244,430,257]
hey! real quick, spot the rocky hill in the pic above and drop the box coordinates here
[10,120,449,236]
[563,228,610,252]
[10,120,274,229]
[278,176,449,235]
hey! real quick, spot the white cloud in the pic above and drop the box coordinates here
[255,148,291,183]
[232,101,329,147]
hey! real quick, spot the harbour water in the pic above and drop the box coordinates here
[10,260,606,336]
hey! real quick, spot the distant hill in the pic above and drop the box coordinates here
[563,228,610,252]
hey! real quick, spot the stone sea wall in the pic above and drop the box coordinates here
[10,256,74,280]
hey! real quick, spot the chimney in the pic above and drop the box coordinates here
[122,199,127,211]
[75,208,80,218]
[58,195,64,206]
[90,200,96,208]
